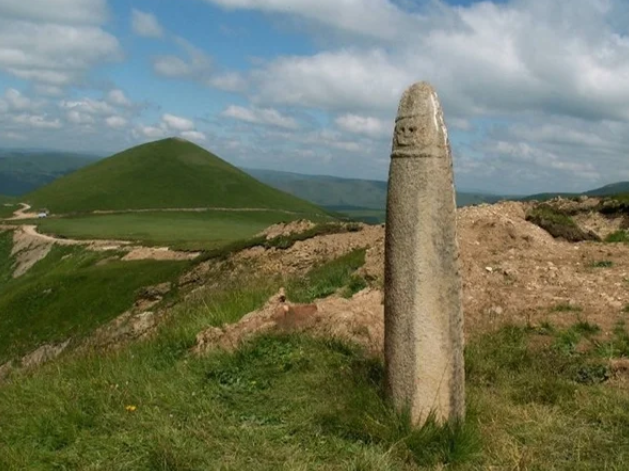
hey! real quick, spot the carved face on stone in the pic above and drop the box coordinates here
[394,115,432,149]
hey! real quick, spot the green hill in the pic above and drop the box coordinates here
[585,181,629,196]
[26,138,327,215]
[0,150,98,196]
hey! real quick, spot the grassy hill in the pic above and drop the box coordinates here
[0,150,97,196]
[585,181,629,196]
[26,138,328,216]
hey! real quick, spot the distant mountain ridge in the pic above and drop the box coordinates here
[243,167,510,211]
[521,181,629,202]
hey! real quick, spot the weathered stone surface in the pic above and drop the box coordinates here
[384,82,465,426]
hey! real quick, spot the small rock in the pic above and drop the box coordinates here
[485,266,493,273]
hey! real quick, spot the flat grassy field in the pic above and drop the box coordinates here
[0,241,189,364]
[2,251,629,469]
[36,210,327,250]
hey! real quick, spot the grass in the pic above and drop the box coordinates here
[2,245,629,468]
[3,275,629,469]
[605,230,629,243]
[26,137,328,216]
[35,210,329,251]
[0,251,480,470]
[0,230,14,288]
[286,248,367,303]
[525,204,600,242]
[0,243,189,364]
[589,260,614,268]
[0,195,16,219]
[550,303,583,313]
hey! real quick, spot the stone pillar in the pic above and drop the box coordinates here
[384,82,465,427]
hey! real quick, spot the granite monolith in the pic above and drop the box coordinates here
[384,81,465,426]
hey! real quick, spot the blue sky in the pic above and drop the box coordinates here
[1,0,629,194]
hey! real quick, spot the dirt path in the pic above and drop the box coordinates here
[7,203,38,220]
[4,220,199,278]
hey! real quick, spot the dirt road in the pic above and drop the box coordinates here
[7,203,38,220]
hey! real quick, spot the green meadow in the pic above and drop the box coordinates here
[1,249,629,469]
[0,238,189,364]
[35,210,331,251]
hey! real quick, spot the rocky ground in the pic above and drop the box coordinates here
[195,197,629,355]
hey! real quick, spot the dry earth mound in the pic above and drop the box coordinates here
[194,200,629,355]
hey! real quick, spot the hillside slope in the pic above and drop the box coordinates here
[26,138,327,215]
[0,150,97,196]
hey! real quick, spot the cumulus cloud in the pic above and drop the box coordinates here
[131,9,164,38]
[133,113,204,142]
[162,113,195,131]
[335,114,389,138]
[251,49,410,114]
[202,0,420,41]
[137,125,168,139]
[0,0,108,24]
[66,110,95,125]
[181,130,207,141]
[0,20,121,86]
[106,89,132,107]
[221,105,299,129]
[13,113,62,129]
[152,37,212,79]
[2,88,43,111]
[208,72,248,92]
[60,98,115,116]
[105,116,128,129]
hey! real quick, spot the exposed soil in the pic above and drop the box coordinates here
[5,203,38,220]
[194,200,629,355]
[256,219,316,240]
[193,287,384,357]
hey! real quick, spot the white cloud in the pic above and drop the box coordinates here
[208,72,248,92]
[152,37,212,79]
[105,116,128,128]
[202,0,419,41]
[181,130,207,141]
[221,105,299,129]
[2,88,43,111]
[0,0,108,24]
[153,56,192,77]
[106,89,132,107]
[131,9,164,38]
[162,113,195,131]
[335,114,389,138]
[66,110,95,125]
[60,98,115,115]
[0,20,122,86]
[137,125,168,139]
[13,113,62,129]
[251,49,411,113]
